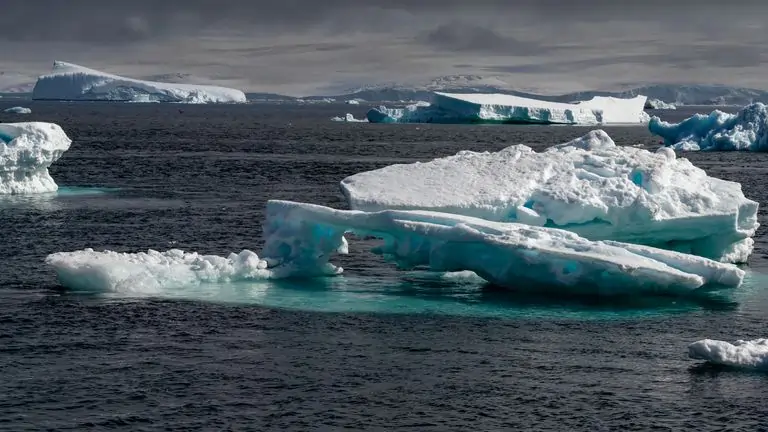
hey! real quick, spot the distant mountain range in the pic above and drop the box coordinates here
[4,71,768,106]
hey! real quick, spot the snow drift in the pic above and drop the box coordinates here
[649,102,768,151]
[366,92,649,125]
[689,339,768,370]
[0,122,71,194]
[32,61,246,104]
[341,130,758,263]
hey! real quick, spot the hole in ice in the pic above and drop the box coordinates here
[631,171,644,186]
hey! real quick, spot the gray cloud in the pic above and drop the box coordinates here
[1,1,768,95]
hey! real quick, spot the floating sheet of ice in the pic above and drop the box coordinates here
[46,200,744,296]
[645,99,677,110]
[331,113,368,122]
[0,122,71,194]
[259,200,743,295]
[32,61,246,104]
[366,92,649,125]
[649,103,768,151]
[688,338,768,370]
[341,130,758,263]
[3,106,31,114]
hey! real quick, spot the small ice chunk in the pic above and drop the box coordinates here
[688,339,768,370]
[3,106,31,114]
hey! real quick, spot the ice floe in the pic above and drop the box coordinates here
[331,113,368,122]
[341,130,758,263]
[649,102,768,151]
[688,338,768,370]
[3,106,31,114]
[0,122,71,194]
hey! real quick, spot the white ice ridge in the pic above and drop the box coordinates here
[32,61,247,104]
[3,106,31,114]
[688,339,768,370]
[0,122,71,194]
[341,130,758,263]
[45,249,275,294]
[645,99,677,110]
[331,113,368,122]
[366,92,649,125]
[259,200,743,295]
[649,103,768,151]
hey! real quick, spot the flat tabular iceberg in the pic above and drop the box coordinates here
[649,103,768,151]
[4,107,31,114]
[367,92,649,125]
[0,122,71,194]
[32,61,247,104]
[46,200,744,296]
[341,130,758,263]
[688,339,768,370]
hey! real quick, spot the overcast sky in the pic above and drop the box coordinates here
[1,0,766,96]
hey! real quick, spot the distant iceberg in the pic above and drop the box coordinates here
[365,92,649,125]
[0,122,71,194]
[47,200,745,296]
[32,61,246,104]
[689,339,768,370]
[3,106,31,114]
[645,99,677,110]
[331,113,368,123]
[341,130,758,263]
[649,103,768,151]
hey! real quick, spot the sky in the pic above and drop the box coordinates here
[1,0,767,96]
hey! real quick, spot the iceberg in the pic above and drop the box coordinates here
[366,92,649,125]
[649,103,768,151]
[46,200,744,296]
[4,106,31,114]
[341,130,758,263]
[259,200,742,295]
[331,113,368,123]
[688,339,768,370]
[32,61,246,104]
[645,99,677,110]
[0,122,71,194]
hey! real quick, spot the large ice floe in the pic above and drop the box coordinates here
[32,61,247,104]
[341,130,758,263]
[649,102,768,151]
[0,122,71,194]
[46,199,745,296]
[366,92,649,125]
[688,339,768,370]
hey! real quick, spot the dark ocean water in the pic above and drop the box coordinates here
[1,101,768,431]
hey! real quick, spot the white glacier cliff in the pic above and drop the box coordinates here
[32,61,247,104]
[649,103,768,151]
[46,200,744,296]
[0,122,71,194]
[341,130,758,263]
[366,92,649,125]
[645,99,677,110]
[689,339,768,370]
[3,106,31,114]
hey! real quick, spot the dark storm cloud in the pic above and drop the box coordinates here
[417,21,554,56]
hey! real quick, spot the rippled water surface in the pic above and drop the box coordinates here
[1,101,767,431]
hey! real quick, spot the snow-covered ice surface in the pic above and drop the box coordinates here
[331,113,368,122]
[32,61,246,104]
[259,200,743,295]
[688,339,768,370]
[366,92,649,125]
[0,122,71,194]
[646,99,677,110]
[3,107,31,114]
[46,200,745,296]
[649,103,768,151]
[341,130,758,263]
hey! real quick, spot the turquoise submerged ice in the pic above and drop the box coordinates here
[45,200,744,296]
[367,92,649,125]
[341,130,758,263]
[689,339,768,370]
[649,103,768,151]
